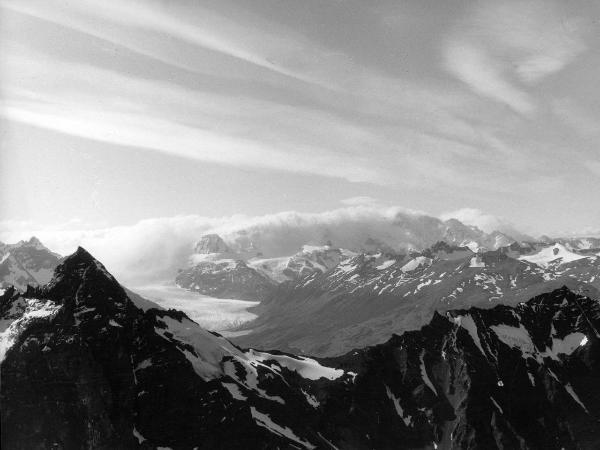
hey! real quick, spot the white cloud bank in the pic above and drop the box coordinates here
[440,208,531,241]
[0,205,492,285]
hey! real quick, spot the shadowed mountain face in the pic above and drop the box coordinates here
[2,248,600,449]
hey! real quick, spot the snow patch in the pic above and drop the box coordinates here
[0,298,61,363]
[419,352,437,396]
[564,383,588,413]
[376,259,396,270]
[401,256,431,272]
[519,244,587,268]
[133,427,146,443]
[245,349,345,380]
[490,397,503,414]
[491,324,535,356]
[250,407,316,449]
[301,389,320,408]
[154,315,242,380]
[451,314,486,355]
[384,385,412,426]
[222,382,246,401]
[469,256,485,268]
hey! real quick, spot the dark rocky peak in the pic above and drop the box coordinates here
[44,247,130,314]
[194,233,231,254]
[420,241,472,258]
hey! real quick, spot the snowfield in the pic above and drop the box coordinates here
[518,243,588,267]
[130,284,258,333]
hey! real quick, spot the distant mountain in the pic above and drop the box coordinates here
[233,244,600,356]
[248,244,359,283]
[176,237,356,300]
[206,211,523,258]
[2,248,600,449]
[194,233,232,254]
[176,258,276,301]
[0,237,61,290]
[176,214,523,302]
[556,237,600,253]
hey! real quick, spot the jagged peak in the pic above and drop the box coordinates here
[65,246,97,264]
[194,233,232,254]
[49,246,117,288]
[12,236,48,250]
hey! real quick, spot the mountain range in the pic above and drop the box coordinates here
[171,226,600,357]
[2,247,600,449]
[0,237,62,291]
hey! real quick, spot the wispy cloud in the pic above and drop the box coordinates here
[0,37,530,191]
[1,0,594,234]
[444,40,535,115]
[442,0,586,114]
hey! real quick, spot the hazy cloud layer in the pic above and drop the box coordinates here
[1,0,600,236]
[0,205,477,284]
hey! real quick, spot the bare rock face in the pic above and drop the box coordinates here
[193,234,232,254]
[3,248,600,449]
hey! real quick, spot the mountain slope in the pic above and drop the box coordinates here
[234,248,600,356]
[0,237,61,290]
[3,249,600,449]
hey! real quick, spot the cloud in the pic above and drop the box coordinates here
[440,207,531,240]
[443,40,535,115]
[0,0,583,211]
[1,0,318,86]
[0,204,492,284]
[552,98,600,138]
[0,43,527,192]
[584,160,600,177]
[340,196,383,207]
[443,0,586,114]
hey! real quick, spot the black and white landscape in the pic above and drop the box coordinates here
[3,0,600,449]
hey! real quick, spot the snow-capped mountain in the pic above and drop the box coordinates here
[248,244,358,283]
[176,216,523,301]
[233,243,600,356]
[176,258,276,301]
[518,243,590,267]
[177,236,357,300]
[2,248,600,449]
[556,237,600,252]
[193,233,233,254]
[0,237,61,290]
[207,211,523,259]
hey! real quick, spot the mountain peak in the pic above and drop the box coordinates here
[12,236,48,251]
[67,246,98,265]
[49,247,116,290]
[194,234,231,254]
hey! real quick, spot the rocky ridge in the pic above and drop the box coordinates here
[2,248,600,448]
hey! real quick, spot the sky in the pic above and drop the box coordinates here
[2,0,600,239]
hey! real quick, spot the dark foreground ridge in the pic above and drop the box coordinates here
[2,248,600,449]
